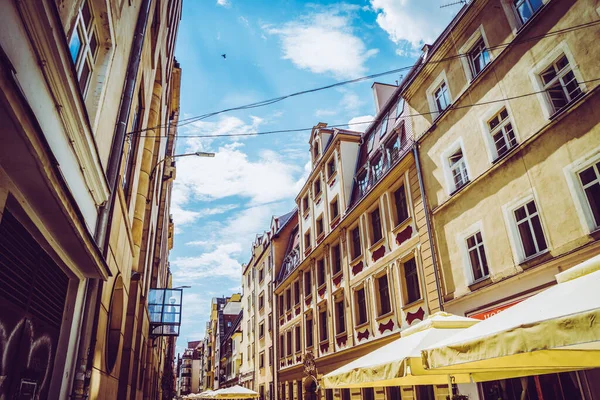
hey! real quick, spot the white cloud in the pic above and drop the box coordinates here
[172,243,243,280]
[348,115,374,132]
[315,109,337,118]
[370,0,458,55]
[171,203,292,283]
[264,8,378,79]
[174,143,302,206]
[216,0,231,7]
[181,115,264,152]
[238,16,249,27]
[185,240,211,247]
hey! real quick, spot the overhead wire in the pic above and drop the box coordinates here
[133,77,600,139]
[127,19,600,136]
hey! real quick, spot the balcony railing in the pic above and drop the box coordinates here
[353,138,413,206]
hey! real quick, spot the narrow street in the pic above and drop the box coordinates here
[0,0,599,399]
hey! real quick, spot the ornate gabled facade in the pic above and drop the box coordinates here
[274,81,444,399]
[239,210,298,400]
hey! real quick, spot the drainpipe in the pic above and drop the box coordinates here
[71,0,153,398]
[412,144,444,311]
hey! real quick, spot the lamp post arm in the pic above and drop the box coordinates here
[149,151,215,182]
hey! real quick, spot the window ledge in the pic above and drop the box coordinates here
[350,254,363,266]
[331,269,343,281]
[549,92,587,121]
[519,249,551,269]
[375,310,395,322]
[401,298,424,311]
[354,321,370,330]
[449,180,471,197]
[369,237,385,252]
[335,331,347,339]
[392,217,412,234]
[330,214,341,227]
[327,170,338,185]
[468,276,492,292]
[492,145,519,164]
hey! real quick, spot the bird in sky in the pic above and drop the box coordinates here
[221,54,226,59]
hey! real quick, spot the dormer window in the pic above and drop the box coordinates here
[372,156,384,181]
[379,114,389,138]
[358,172,368,196]
[313,144,320,160]
[367,134,375,153]
[396,98,405,119]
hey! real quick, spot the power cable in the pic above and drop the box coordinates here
[133,78,600,139]
[126,19,600,135]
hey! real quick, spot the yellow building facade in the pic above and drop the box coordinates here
[408,0,600,397]
[0,0,182,399]
[274,82,444,399]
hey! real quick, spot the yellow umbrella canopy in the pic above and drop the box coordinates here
[421,254,600,377]
[322,312,480,389]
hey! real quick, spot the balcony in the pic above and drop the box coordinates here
[353,138,413,207]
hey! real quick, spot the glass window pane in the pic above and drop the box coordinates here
[69,29,82,64]
[79,60,91,92]
[518,221,537,257]
[526,201,537,215]
[584,183,600,226]
[530,215,547,251]
[514,206,527,221]
[469,249,482,280]
[90,30,98,58]
[82,1,92,29]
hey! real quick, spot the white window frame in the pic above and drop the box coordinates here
[457,221,490,286]
[528,41,586,120]
[459,25,492,82]
[68,0,98,97]
[426,70,452,119]
[502,191,550,262]
[441,138,471,195]
[563,147,600,234]
[478,102,521,163]
[499,0,550,33]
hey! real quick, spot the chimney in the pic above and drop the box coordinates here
[421,44,432,61]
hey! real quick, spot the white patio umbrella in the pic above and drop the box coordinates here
[322,312,480,388]
[421,253,600,376]
[211,385,259,399]
[197,390,216,399]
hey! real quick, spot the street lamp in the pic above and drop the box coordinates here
[149,151,215,181]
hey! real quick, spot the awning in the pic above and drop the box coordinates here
[322,312,480,388]
[422,253,600,376]
[210,385,259,399]
[196,390,216,399]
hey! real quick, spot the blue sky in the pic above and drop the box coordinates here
[170,0,459,352]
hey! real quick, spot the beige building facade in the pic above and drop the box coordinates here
[274,78,444,400]
[0,0,183,398]
[408,0,600,398]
